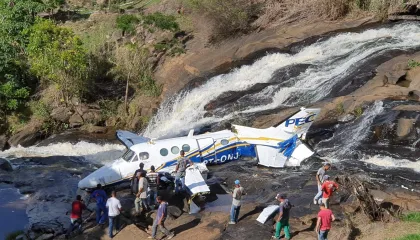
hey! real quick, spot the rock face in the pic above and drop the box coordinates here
[69,113,84,128]
[0,135,8,151]
[8,126,42,147]
[50,107,73,123]
[385,71,407,85]
[396,118,414,137]
[0,158,13,171]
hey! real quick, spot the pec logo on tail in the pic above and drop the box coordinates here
[285,114,316,127]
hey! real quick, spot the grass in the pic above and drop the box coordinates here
[393,234,420,240]
[403,212,420,223]
[353,106,364,118]
[5,230,24,240]
[143,12,180,32]
[408,60,420,69]
[336,102,345,115]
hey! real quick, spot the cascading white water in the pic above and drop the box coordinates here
[317,101,384,160]
[0,142,125,165]
[361,155,420,172]
[145,23,420,139]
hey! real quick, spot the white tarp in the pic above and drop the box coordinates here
[185,164,210,195]
[256,205,279,224]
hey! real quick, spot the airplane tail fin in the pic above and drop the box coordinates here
[275,107,321,136]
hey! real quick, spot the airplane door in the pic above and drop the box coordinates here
[197,138,216,165]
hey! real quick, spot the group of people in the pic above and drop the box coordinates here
[230,162,339,240]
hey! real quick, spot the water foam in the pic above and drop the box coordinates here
[0,142,125,165]
[145,23,420,138]
[362,155,420,172]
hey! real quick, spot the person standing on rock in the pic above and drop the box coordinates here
[135,171,149,214]
[147,165,160,208]
[314,163,331,205]
[320,175,339,209]
[316,202,335,240]
[131,163,147,195]
[65,195,86,238]
[229,179,245,224]
[174,150,193,194]
[106,191,122,239]
[90,184,107,225]
[148,196,175,239]
[273,194,292,240]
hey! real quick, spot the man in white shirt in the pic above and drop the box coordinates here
[135,171,149,214]
[106,191,122,238]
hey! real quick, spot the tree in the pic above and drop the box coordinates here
[26,19,89,104]
[109,44,149,112]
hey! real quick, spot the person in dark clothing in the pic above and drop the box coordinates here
[147,165,160,208]
[131,163,147,195]
[90,184,107,224]
[65,195,86,238]
[274,194,292,240]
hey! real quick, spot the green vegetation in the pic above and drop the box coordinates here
[393,234,420,240]
[353,106,364,118]
[5,230,25,240]
[27,19,89,104]
[403,212,420,223]
[116,14,140,36]
[336,102,345,115]
[408,60,420,69]
[143,12,179,32]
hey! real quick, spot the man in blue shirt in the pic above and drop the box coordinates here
[90,184,107,224]
[148,196,174,239]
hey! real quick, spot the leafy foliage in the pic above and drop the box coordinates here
[143,13,179,32]
[116,14,139,35]
[0,79,30,111]
[408,60,420,69]
[402,212,420,223]
[27,19,89,103]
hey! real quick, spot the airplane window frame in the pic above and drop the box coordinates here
[182,144,190,152]
[171,146,180,154]
[221,139,229,145]
[139,152,149,160]
[160,148,169,156]
[131,155,139,162]
[122,150,135,162]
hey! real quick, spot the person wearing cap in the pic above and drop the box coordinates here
[229,180,245,224]
[273,194,292,240]
[320,175,339,209]
[174,150,193,194]
[316,202,335,240]
[314,163,331,205]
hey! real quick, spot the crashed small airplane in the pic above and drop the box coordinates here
[78,107,321,190]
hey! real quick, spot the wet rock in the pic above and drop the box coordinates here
[16,234,28,240]
[82,110,102,125]
[35,233,54,240]
[0,135,8,151]
[0,158,12,171]
[50,107,73,123]
[69,114,84,128]
[385,71,407,85]
[8,127,42,147]
[408,90,420,100]
[338,114,356,123]
[82,125,108,134]
[396,118,414,137]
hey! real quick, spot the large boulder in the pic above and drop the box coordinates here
[408,90,420,101]
[82,110,102,125]
[0,158,12,171]
[50,107,73,122]
[385,70,407,85]
[8,127,42,147]
[69,113,84,128]
[396,118,414,137]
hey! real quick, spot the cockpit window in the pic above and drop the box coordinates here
[139,152,149,160]
[122,150,135,161]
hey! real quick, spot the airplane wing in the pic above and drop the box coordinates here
[116,130,150,148]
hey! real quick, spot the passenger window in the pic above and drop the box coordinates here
[182,144,190,152]
[171,146,180,154]
[139,152,149,160]
[160,148,168,156]
[221,139,229,145]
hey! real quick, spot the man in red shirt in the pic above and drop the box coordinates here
[320,175,339,209]
[66,195,86,238]
[316,203,335,240]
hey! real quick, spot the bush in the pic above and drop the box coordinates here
[143,13,179,32]
[408,60,420,69]
[29,101,50,120]
[183,0,260,41]
[116,14,139,35]
[402,212,420,223]
[353,106,364,118]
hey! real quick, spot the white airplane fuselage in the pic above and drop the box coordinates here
[78,108,321,189]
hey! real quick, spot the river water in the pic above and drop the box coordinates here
[0,184,28,239]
